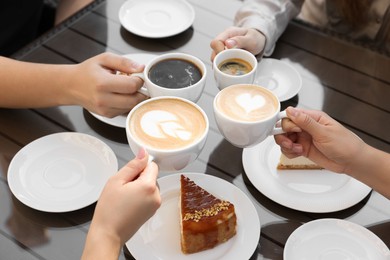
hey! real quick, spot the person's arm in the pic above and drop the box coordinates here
[275,107,390,199]
[234,0,304,56]
[210,0,303,60]
[0,53,146,118]
[345,143,390,199]
[55,0,94,25]
[0,56,70,108]
[81,149,161,259]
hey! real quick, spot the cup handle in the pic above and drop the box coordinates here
[148,154,155,165]
[271,110,288,135]
[145,154,159,188]
[130,72,150,97]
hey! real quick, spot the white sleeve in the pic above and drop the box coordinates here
[234,0,304,56]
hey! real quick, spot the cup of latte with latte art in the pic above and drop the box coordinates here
[213,84,287,148]
[126,96,209,171]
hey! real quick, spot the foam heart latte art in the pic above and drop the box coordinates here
[236,93,265,114]
[129,98,206,150]
[216,85,278,122]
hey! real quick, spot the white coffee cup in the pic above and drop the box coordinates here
[132,53,206,103]
[213,49,258,90]
[213,84,287,148]
[126,96,209,171]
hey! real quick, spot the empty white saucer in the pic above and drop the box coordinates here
[255,58,302,101]
[284,219,390,260]
[119,0,195,38]
[7,132,118,212]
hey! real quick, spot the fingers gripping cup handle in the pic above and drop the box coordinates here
[130,73,150,97]
[271,110,288,135]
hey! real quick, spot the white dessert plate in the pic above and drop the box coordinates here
[242,137,371,213]
[254,58,302,101]
[119,0,195,38]
[126,172,260,260]
[89,53,157,128]
[284,219,390,260]
[7,132,118,212]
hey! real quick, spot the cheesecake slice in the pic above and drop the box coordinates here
[277,153,323,170]
[179,175,237,254]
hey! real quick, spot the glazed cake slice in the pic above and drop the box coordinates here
[277,154,323,170]
[179,175,237,254]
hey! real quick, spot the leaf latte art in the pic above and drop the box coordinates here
[141,111,193,141]
[129,99,206,150]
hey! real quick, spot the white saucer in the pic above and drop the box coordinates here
[284,219,390,260]
[8,133,118,212]
[119,0,195,38]
[89,53,157,128]
[242,137,371,213]
[255,58,302,101]
[126,172,260,260]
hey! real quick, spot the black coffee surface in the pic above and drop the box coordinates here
[148,59,202,89]
[218,58,252,76]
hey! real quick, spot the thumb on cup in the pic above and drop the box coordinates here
[286,107,322,135]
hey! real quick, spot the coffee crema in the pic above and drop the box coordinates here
[216,85,278,122]
[218,58,253,76]
[148,58,202,89]
[129,98,206,150]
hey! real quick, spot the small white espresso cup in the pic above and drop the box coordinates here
[213,49,258,90]
[213,84,287,148]
[126,96,209,171]
[131,53,206,103]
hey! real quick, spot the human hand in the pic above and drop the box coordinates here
[94,149,160,243]
[274,107,365,173]
[82,149,161,259]
[69,52,148,118]
[210,26,266,61]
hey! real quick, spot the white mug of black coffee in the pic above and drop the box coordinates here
[126,96,209,171]
[213,49,257,90]
[131,53,206,103]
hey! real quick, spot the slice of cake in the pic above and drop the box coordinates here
[180,175,237,254]
[277,153,323,170]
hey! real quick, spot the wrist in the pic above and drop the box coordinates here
[57,64,83,107]
[251,28,267,58]
[82,222,122,260]
[344,144,390,199]
[344,142,372,177]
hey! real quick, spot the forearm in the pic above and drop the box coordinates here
[346,144,390,199]
[81,224,121,260]
[56,0,94,24]
[235,0,304,55]
[0,57,75,108]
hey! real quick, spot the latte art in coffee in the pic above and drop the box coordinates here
[140,111,193,141]
[216,85,278,122]
[129,99,206,150]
